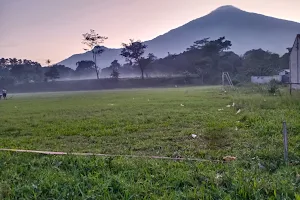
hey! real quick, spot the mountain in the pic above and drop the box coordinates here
[57,46,122,70]
[58,5,300,69]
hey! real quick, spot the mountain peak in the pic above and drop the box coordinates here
[58,5,300,69]
[212,5,241,13]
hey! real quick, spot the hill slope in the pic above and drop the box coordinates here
[58,5,300,69]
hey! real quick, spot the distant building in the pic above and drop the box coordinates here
[279,69,290,76]
[251,69,290,84]
[290,34,300,89]
[251,75,282,84]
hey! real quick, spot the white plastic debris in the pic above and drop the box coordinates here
[236,109,241,114]
[191,134,197,138]
[258,163,266,169]
[226,105,231,108]
[180,104,185,107]
[218,108,224,111]
[232,102,235,107]
[216,173,222,179]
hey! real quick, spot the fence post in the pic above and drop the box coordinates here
[282,121,289,164]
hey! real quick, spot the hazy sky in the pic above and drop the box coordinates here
[0,0,299,64]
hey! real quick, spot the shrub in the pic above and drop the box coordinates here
[183,71,192,84]
[268,79,280,94]
[232,79,240,86]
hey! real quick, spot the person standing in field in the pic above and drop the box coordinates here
[2,89,7,100]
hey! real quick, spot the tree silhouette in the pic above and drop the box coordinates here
[194,57,213,84]
[76,60,94,72]
[75,60,95,77]
[10,65,25,81]
[52,65,74,79]
[0,58,7,67]
[44,67,60,81]
[242,49,280,76]
[0,34,291,86]
[110,68,120,79]
[109,60,121,70]
[7,59,43,82]
[120,39,147,79]
[109,60,121,79]
[82,29,108,79]
[138,53,156,78]
[187,38,210,51]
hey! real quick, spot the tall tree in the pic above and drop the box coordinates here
[120,39,147,79]
[82,29,108,79]
[182,37,233,83]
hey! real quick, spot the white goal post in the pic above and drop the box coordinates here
[222,72,234,90]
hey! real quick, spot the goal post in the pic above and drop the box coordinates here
[222,72,234,90]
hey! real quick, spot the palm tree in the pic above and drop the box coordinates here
[46,59,51,67]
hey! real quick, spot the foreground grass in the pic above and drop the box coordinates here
[0,86,300,199]
[0,153,299,199]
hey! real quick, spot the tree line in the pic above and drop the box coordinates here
[0,29,290,86]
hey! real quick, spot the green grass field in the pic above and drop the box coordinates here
[0,86,300,199]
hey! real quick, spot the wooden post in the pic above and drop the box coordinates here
[222,72,224,90]
[282,121,288,164]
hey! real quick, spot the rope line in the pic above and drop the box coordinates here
[0,148,221,162]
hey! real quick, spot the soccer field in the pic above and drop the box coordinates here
[0,87,299,199]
